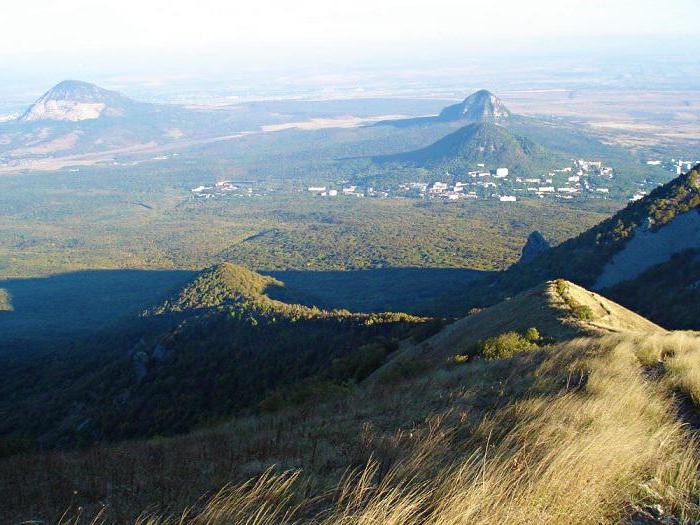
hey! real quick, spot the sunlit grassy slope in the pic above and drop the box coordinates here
[2,281,699,524]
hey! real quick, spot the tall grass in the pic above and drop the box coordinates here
[10,332,700,524]
[130,333,700,525]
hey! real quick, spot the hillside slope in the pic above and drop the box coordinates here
[0,263,425,447]
[605,248,700,330]
[423,279,663,361]
[2,283,698,525]
[376,279,663,375]
[449,166,700,328]
[0,80,245,166]
[373,122,565,174]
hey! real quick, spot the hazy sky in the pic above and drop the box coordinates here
[3,0,698,60]
[2,0,699,102]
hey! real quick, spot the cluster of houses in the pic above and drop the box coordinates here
[190,180,267,199]
[510,160,612,200]
[305,160,619,204]
[646,158,700,176]
[308,185,392,198]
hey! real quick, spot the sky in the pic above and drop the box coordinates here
[2,0,699,103]
[3,0,699,62]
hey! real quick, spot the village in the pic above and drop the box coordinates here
[308,159,619,203]
[189,180,275,199]
[190,156,696,205]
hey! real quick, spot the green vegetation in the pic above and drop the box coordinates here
[447,328,542,365]
[554,278,596,321]
[0,263,427,447]
[373,122,567,179]
[0,91,696,524]
[573,304,594,320]
[476,328,541,359]
[0,169,615,353]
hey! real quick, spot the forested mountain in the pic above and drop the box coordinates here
[373,121,565,174]
[0,263,425,448]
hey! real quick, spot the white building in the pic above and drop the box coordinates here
[409,182,429,192]
[495,167,509,177]
[308,186,327,193]
[499,196,517,202]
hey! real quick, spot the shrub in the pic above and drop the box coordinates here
[446,354,469,367]
[525,327,541,343]
[477,331,538,360]
[555,278,569,296]
[573,305,594,321]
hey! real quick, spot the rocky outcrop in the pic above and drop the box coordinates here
[438,89,511,123]
[519,231,550,264]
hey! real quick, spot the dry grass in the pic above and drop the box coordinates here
[8,331,700,524]
[622,331,700,408]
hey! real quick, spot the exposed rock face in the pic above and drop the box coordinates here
[519,231,551,263]
[374,89,511,127]
[18,80,133,122]
[438,89,511,123]
[595,210,700,289]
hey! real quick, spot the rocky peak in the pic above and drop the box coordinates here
[439,89,511,123]
[18,80,133,122]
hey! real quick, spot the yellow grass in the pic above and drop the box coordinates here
[107,332,700,525]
